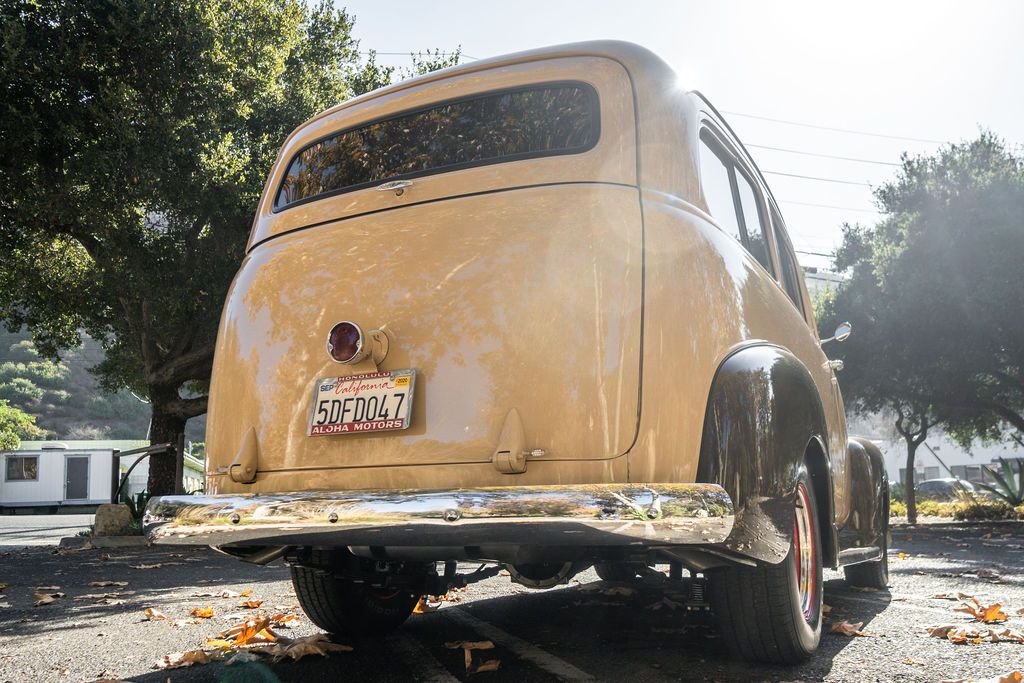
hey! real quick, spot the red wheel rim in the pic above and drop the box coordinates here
[793,482,817,621]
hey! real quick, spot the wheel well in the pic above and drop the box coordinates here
[804,438,836,567]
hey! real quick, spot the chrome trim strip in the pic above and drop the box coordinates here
[145,484,734,548]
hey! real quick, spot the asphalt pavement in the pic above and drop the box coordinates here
[1,522,1023,682]
[0,514,93,546]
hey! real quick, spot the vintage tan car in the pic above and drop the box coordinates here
[145,40,888,663]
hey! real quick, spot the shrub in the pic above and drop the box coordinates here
[916,500,955,517]
[952,500,1016,521]
[975,458,1024,506]
[890,501,907,517]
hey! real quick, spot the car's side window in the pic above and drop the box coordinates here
[699,131,775,276]
[698,138,745,246]
[771,208,805,315]
[734,170,774,275]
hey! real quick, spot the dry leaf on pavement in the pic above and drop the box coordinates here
[955,597,1009,623]
[897,552,909,559]
[445,640,500,674]
[130,564,162,570]
[190,606,215,619]
[413,595,444,613]
[193,590,239,598]
[239,590,253,597]
[267,634,353,662]
[142,608,167,621]
[942,670,1023,683]
[240,599,263,609]
[89,581,128,588]
[154,649,216,670]
[0,582,7,592]
[33,591,65,606]
[34,585,60,591]
[830,620,868,637]
[218,616,277,645]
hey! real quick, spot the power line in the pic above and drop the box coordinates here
[778,199,881,214]
[794,249,836,259]
[763,170,872,187]
[722,110,945,144]
[746,143,901,167]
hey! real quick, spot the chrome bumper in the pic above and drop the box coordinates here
[144,484,734,548]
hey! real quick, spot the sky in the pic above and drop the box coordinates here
[339,0,1024,270]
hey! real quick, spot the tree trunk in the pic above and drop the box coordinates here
[904,441,919,525]
[148,406,186,495]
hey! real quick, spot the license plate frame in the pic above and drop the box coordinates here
[307,369,416,436]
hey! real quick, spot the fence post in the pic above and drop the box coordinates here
[110,449,121,504]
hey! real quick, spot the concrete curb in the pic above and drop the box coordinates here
[59,535,149,549]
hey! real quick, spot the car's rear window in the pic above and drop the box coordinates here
[273,82,600,210]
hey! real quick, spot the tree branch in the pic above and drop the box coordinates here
[147,344,214,387]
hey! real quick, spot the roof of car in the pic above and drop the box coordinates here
[295,40,678,140]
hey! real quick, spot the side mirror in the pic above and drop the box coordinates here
[821,321,852,345]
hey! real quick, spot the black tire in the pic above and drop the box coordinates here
[708,475,823,664]
[291,562,420,638]
[594,562,640,582]
[844,489,890,589]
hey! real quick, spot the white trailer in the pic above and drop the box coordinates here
[1,443,116,510]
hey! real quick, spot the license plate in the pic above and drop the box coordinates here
[307,369,416,436]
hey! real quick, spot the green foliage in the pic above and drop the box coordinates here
[976,458,1024,506]
[121,490,152,525]
[0,0,460,492]
[0,329,150,439]
[829,133,1024,442]
[0,399,45,450]
[951,499,1017,521]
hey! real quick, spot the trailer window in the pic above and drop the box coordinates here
[5,455,38,481]
[275,82,600,210]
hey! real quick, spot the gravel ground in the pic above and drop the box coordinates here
[0,522,1022,682]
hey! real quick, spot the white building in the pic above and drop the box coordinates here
[1,440,204,511]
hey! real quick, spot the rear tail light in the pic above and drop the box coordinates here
[327,321,366,364]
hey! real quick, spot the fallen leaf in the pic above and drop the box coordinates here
[74,593,121,601]
[269,613,299,627]
[89,581,128,588]
[955,597,1009,623]
[218,616,277,645]
[902,657,925,666]
[897,552,909,559]
[413,596,444,614]
[142,608,167,621]
[830,620,867,637]
[193,590,239,598]
[267,634,352,662]
[94,598,126,606]
[822,603,832,614]
[34,585,61,591]
[33,591,65,606]
[239,599,263,609]
[239,590,253,597]
[154,649,215,669]
[190,606,215,619]
[130,564,162,570]
[446,640,499,674]
[203,638,235,650]
[0,582,7,592]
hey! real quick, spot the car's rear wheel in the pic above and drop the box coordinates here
[290,552,422,638]
[708,475,823,664]
[844,487,889,589]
